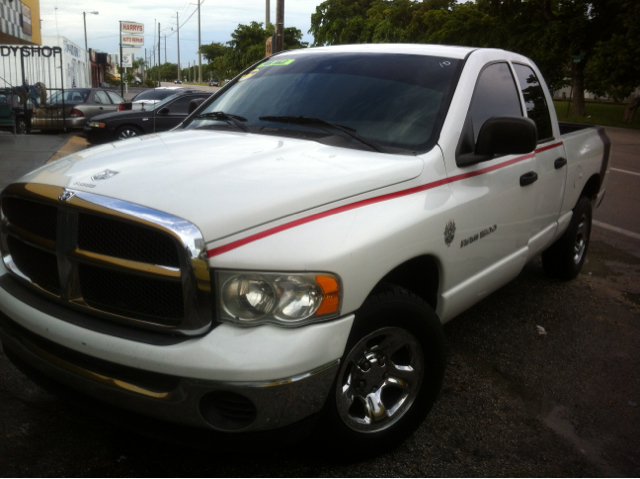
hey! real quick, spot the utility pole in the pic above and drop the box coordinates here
[197,0,202,83]
[274,0,284,53]
[119,21,124,97]
[158,22,161,85]
[266,0,270,25]
[177,11,181,82]
[164,35,167,64]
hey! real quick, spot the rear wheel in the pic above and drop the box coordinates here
[318,287,446,456]
[16,116,28,134]
[542,195,592,280]
[116,125,142,141]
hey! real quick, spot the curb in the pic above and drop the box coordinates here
[46,135,89,163]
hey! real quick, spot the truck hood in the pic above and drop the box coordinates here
[19,129,424,243]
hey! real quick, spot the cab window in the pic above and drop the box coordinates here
[512,63,553,141]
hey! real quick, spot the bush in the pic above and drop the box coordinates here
[144,79,157,88]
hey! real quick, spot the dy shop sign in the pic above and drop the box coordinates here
[121,34,144,47]
[121,22,144,34]
[1,45,62,57]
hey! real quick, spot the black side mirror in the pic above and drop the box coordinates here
[158,107,169,115]
[457,116,537,167]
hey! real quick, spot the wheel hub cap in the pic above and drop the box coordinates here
[336,326,424,433]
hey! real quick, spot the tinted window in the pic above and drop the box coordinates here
[469,62,522,140]
[95,90,111,104]
[513,63,553,141]
[187,53,462,153]
[106,91,124,104]
[167,96,204,114]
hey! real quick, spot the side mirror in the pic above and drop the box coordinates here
[457,116,537,167]
[158,107,169,115]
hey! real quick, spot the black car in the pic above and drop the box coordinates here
[83,91,211,143]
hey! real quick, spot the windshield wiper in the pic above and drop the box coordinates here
[258,116,387,153]
[196,111,250,132]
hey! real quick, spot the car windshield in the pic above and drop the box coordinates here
[185,52,461,153]
[48,89,91,104]
[132,89,181,102]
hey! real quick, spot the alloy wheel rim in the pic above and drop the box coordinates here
[336,326,424,433]
[119,129,137,140]
[573,214,588,264]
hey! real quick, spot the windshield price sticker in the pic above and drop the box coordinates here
[260,59,295,67]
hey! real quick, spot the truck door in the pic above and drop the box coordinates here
[512,63,567,256]
[440,61,537,319]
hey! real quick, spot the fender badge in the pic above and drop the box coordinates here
[91,169,119,181]
[444,220,456,247]
[58,190,76,203]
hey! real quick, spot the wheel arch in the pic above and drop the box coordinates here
[580,174,600,202]
[370,255,440,312]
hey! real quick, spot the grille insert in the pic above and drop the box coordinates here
[77,213,180,267]
[78,264,184,325]
[6,235,60,294]
[2,198,57,241]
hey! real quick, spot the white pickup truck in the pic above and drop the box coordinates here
[0,44,609,453]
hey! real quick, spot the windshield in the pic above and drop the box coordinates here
[185,52,461,153]
[48,89,91,104]
[132,89,182,102]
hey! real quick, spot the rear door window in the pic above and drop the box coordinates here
[469,62,523,141]
[95,91,111,104]
[512,63,553,141]
[106,91,124,104]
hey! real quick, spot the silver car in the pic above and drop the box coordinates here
[30,88,125,130]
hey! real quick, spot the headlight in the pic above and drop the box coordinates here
[88,121,106,128]
[216,271,341,327]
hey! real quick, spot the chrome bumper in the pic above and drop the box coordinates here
[0,311,339,433]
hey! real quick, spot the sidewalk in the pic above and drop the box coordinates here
[0,132,88,191]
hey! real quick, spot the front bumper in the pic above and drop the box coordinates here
[0,266,353,433]
[83,125,115,143]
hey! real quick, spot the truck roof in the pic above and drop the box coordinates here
[285,43,477,60]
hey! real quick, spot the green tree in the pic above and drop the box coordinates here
[199,42,227,63]
[585,0,640,122]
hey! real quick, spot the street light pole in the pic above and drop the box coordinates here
[197,0,202,83]
[274,0,284,53]
[176,12,181,82]
[83,11,98,87]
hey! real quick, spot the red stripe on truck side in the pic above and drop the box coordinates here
[206,142,563,258]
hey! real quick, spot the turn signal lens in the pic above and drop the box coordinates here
[315,275,340,316]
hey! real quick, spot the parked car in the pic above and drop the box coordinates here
[209,80,219,87]
[117,87,187,112]
[174,79,182,84]
[84,90,211,143]
[30,88,125,131]
[0,45,610,455]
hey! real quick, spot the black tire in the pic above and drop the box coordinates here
[317,287,446,457]
[542,195,592,280]
[116,125,142,141]
[16,116,28,134]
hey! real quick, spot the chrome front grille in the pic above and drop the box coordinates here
[0,184,212,335]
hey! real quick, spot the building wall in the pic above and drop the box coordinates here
[0,0,40,45]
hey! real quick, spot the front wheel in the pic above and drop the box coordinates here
[116,125,142,141]
[542,195,592,280]
[318,287,446,456]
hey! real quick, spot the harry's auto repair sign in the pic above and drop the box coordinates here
[121,22,144,34]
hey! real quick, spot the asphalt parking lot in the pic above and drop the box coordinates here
[0,127,638,476]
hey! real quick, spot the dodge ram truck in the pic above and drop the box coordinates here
[0,44,610,454]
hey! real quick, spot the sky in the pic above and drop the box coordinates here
[40,0,325,66]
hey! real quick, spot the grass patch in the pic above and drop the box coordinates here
[553,101,640,130]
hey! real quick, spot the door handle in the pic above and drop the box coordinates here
[554,157,567,169]
[99,107,104,110]
[520,171,538,186]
